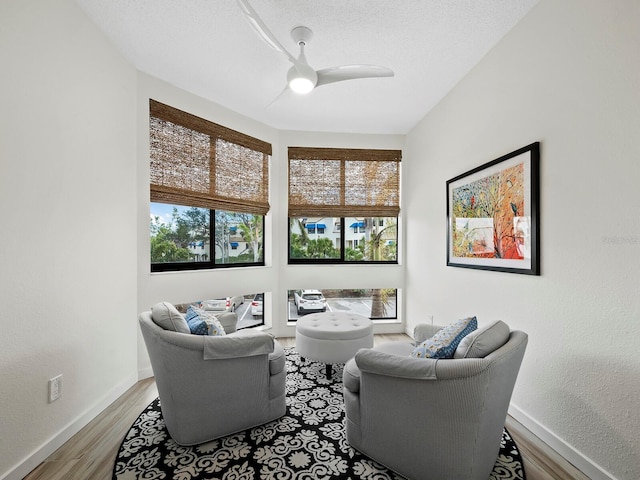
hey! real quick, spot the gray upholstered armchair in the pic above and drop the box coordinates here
[139,303,286,446]
[343,320,527,480]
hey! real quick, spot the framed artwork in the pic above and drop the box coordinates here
[446,142,540,275]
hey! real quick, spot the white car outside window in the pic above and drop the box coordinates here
[294,289,327,315]
[201,295,244,313]
[251,293,263,316]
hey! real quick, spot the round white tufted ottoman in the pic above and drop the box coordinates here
[295,311,373,379]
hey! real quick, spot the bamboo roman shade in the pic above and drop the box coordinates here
[288,147,401,217]
[149,99,271,215]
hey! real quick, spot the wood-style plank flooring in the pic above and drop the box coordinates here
[24,334,590,480]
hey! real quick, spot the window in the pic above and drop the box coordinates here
[214,210,264,265]
[149,100,270,271]
[151,204,264,270]
[351,221,364,234]
[287,289,397,321]
[289,217,341,260]
[289,217,398,262]
[151,204,210,264]
[288,147,401,264]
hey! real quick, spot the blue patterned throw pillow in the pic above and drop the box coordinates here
[411,317,478,359]
[205,315,226,336]
[185,306,226,336]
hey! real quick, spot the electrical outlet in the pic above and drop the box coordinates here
[428,314,434,325]
[49,374,62,403]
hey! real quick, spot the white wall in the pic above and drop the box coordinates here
[404,1,640,479]
[0,1,138,479]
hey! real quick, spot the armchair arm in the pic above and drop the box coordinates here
[268,340,286,375]
[343,358,362,393]
[355,349,437,380]
[203,330,274,360]
[355,348,491,381]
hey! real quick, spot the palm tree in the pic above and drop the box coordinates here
[291,218,310,246]
[214,211,231,263]
[237,213,263,262]
[364,217,397,261]
[361,218,398,318]
[371,288,386,317]
[370,288,396,318]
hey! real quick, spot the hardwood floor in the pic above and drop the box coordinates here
[24,377,159,480]
[505,416,591,480]
[24,334,590,480]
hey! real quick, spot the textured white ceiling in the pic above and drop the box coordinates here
[75,0,539,135]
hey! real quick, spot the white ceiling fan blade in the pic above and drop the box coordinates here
[236,0,298,65]
[264,85,291,109]
[316,65,394,87]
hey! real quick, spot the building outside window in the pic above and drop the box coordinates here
[150,204,264,269]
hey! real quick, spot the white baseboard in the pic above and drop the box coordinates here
[2,373,138,480]
[508,403,618,480]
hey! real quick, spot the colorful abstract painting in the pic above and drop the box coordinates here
[447,143,540,275]
[452,163,525,259]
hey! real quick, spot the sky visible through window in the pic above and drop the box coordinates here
[151,203,192,226]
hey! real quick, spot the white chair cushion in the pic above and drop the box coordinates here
[151,301,190,333]
[453,320,510,359]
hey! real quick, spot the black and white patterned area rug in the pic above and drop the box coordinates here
[113,348,525,480]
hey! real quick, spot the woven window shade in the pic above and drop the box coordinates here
[288,147,401,217]
[149,100,271,215]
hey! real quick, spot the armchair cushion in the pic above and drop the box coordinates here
[454,320,510,359]
[151,302,190,333]
[215,311,238,334]
[411,316,477,359]
[186,306,226,336]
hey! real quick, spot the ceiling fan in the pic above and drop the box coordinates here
[237,0,394,95]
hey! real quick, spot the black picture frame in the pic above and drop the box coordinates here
[446,142,540,275]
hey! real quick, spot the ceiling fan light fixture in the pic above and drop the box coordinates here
[289,76,314,94]
[287,64,317,94]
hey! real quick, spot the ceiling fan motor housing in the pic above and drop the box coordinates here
[291,26,313,46]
